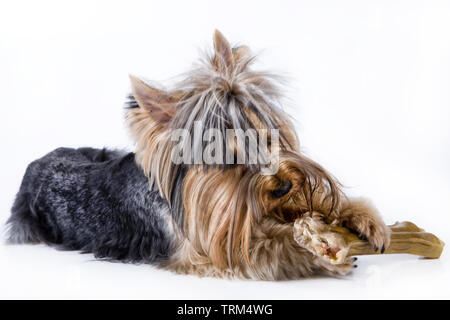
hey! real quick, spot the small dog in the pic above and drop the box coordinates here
[7,30,390,280]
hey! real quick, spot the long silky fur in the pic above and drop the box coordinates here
[124,31,348,279]
[126,41,299,203]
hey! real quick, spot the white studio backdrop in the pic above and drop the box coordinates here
[0,0,449,299]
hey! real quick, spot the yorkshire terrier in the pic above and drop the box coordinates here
[7,30,390,280]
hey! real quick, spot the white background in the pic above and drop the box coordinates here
[1,0,449,299]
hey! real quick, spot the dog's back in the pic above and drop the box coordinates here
[7,147,175,264]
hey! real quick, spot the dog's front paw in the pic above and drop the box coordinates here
[340,198,391,253]
[357,218,391,253]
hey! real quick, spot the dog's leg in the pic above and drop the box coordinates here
[332,197,391,252]
[245,219,356,280]
[165,219,357,280]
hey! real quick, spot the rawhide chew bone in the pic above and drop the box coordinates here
[294,214,444,265]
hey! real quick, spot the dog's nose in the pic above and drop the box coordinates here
[271,181,292,198]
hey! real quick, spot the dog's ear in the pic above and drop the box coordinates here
[129,75,177,123]
[213,29,234,70]
[232,45,251,63]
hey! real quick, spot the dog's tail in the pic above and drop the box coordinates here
[6,184,45,244]
[6,156,57,244]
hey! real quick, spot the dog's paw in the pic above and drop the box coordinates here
[340,198,391,253]
[357,218,391,253]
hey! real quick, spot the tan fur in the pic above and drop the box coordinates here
[335,197,391,251]
[126,30,390,280]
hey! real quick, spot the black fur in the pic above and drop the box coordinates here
[7,147,174,264]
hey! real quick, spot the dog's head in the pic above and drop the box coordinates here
[126,30,341,270]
